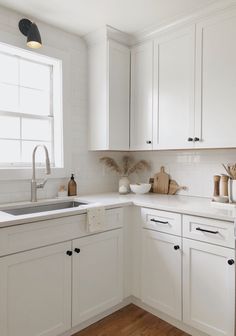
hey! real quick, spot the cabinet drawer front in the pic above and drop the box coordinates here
[0,215,86,257]
[141,208,181,236]
[183,215,235,248]
[0,208,123,257]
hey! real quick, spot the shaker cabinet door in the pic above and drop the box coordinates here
[108,40,130,150]
[130,41,154,150]
[195,10,236,148]
[0,242,72,336]
[183,238,235,336]
[154,26,195,149]
[72,229,123,326]
[141,229,182,320]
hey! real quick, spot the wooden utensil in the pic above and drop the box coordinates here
[168,180,187,195]
[221,175,229,197]
[153,166,170,194]
[213,175,221,197]
[222,164,233,178]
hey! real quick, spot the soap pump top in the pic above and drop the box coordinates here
[68,174,77,196]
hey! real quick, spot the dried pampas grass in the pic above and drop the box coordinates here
[100,156,150,176]
[127,160,150,175]
[122,156,134,175]
[99,157,122,174]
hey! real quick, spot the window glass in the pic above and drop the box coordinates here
[22,118,51,141]
[0,43,63,168]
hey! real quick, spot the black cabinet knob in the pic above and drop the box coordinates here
[66,250,73,256]
[228,259,234,265]
[188,137,193,142]
[194,137,200,142]
[146,140,152,144]
[174,245,180,250]
[74,248,80,254]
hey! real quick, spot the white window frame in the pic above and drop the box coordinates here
[0,42,63,170]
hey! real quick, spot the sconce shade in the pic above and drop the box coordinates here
[19,18,42,49]
[27,23,42,49]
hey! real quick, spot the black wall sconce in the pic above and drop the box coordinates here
[19,18,42,49]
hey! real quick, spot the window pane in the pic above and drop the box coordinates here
[0,140,20,162]
[0,116,20,139]
[22,141,52,163]
[20,59,50,91]
[22,118,51,141]
[0,54,18,84]
[20,87,50,115]
[0,84,18,112]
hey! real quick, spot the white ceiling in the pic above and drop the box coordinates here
[0,0,219,36]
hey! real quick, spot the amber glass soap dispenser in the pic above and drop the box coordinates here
[68,174,77,196]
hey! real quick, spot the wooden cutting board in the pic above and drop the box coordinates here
[168,180,187,195]
[153,166,170,194]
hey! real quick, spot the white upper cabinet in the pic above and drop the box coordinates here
[154,26,195,149]
[130,41,154,150]
[108,41,130,150]
[87,30,130,150]
[195,9,236,148]
[88,8,236,151]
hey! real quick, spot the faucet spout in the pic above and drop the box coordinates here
[31,145,51,202]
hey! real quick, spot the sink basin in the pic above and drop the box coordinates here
[3,201,87,216]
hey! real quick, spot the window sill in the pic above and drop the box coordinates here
[0,167,70,181]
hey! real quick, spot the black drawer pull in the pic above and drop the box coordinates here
[174,245,180,250]
[74,248,80,254]
[150,218,169,224]
[188,137,193,142]
[66,250,73,256]
[196,227,219,234]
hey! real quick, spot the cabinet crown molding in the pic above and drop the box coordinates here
[85,0,236,47]
[84,25,132,47]
[131,0,236,44]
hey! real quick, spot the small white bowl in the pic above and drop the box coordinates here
[130,183,151,194]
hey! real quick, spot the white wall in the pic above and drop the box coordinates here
[0,5,121,204]
[131,149,236,198]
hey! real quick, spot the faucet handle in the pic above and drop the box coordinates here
[37,178,48,189]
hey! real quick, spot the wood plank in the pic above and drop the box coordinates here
[73,304,190,336]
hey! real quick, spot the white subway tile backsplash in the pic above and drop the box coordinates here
[132,149,236,198]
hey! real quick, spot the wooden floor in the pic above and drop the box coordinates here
[74,304,190,336]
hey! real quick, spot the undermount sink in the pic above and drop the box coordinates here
[3,201,87,216]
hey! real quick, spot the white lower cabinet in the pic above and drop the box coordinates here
[141,229,182,320]
[72,229,123,325]
[0,222,124,336]
[0,242,72,336]
[183,238,235,336]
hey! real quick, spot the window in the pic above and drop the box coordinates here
[0,43,63,168]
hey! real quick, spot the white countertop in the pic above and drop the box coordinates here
[0,192,234,228]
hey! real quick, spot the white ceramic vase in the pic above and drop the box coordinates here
[119,176,130,195]
[230,180,236,203]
